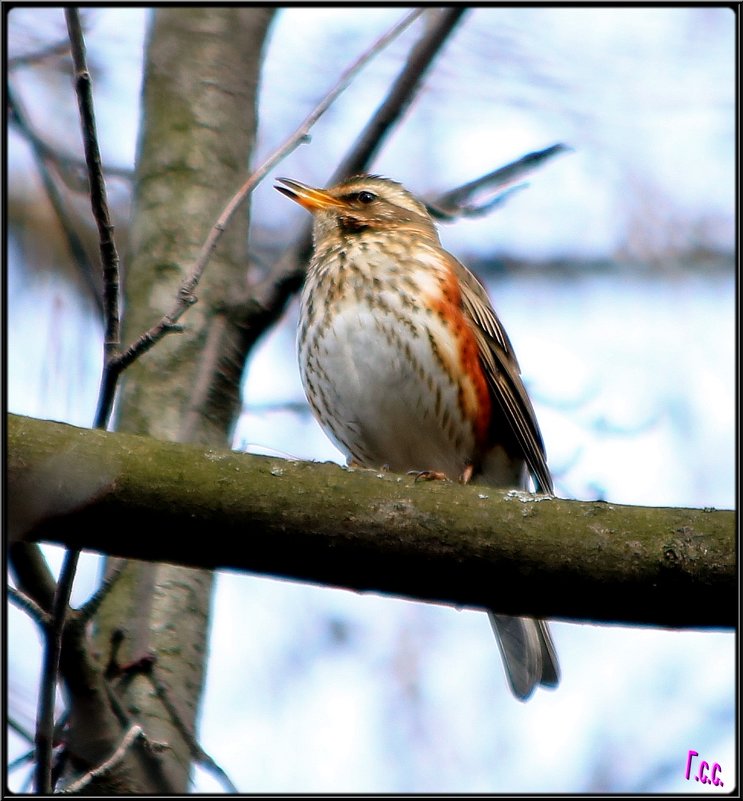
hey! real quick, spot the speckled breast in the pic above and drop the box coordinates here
[297,236,489,478]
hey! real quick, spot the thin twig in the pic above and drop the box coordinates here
[8,544,143,790]
[7,83,103,316]
[64,8,122,431]
[434,183,529,220]
[428,143,572,220]
[103,672,135,727]
[21,767,36,794]
[8,37,71,70]
[8,542,57,612]
[100,630,234,792]
[145,667,238,793]
[110,8,425,380]
[8,716,35,745]
[8,585,51,628]
[34,549,79,794]
[8,749,36,774]
[8,91,132,186]
[77,564,125,623]
[245,399,312,416]
[57,724,146,794]
[330,8,468,181]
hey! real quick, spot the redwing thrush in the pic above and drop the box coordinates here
[275,174,559,700]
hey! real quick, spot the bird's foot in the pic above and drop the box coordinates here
[408,469,450,483]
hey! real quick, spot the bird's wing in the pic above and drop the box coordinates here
[452,258,553,494]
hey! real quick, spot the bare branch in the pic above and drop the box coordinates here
[10,414,735,630]
[433,183,529,220]
[8,92,132,186]
[77,564,125,623]
[34,548,79,794]
[330,8,468,181]
[7,83,103,315]
[8,540,154,792]
[428,143,572,220]
[8,749,35,776]
[145,666,238,793]
[8,543,56,621]
[8,585,51,628]
[64,8,122,431]
[57,724,148,795]
[8,717,35,746]
[8,37,71,69]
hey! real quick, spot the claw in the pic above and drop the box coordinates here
[408,470,450,483]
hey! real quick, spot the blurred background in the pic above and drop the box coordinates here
[6,6,735,793]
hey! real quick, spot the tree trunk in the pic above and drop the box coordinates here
[92,8,274,792]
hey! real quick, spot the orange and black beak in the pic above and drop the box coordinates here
[274,177,345,212]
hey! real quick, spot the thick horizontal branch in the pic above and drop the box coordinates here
[8,414,735,629]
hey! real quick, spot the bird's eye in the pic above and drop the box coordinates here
[356,191,377,204]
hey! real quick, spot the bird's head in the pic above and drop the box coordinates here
[275,174,439,244]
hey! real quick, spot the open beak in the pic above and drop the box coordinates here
[274,177,345,212]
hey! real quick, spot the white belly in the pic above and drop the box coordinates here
[298,297,476,477]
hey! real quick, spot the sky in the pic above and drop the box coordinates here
[5,6,737,793]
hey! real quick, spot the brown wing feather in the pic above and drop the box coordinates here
[452,258,553,494]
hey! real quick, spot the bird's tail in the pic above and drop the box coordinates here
[488,613,560,701]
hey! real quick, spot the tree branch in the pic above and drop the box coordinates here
[9,717,36,746]
[77,564,125,623]
[9,535,174,794]
[330,8,468,182]
[8,543,57,613]
[143,664,238,793]
[8,84,132,185]
[8,414,735,629]
[427,143,572,220]
[56,724,168,795]
[58,724,144,794]
[8,585,51,627]
[8,37,72,70]
[35,548,79,793]
[8,748,36,778]
[7,82,103,315]
[65,8,122,431]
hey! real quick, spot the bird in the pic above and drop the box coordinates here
[275,174,559,701]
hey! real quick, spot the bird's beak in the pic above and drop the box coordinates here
[274,177,345,212]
